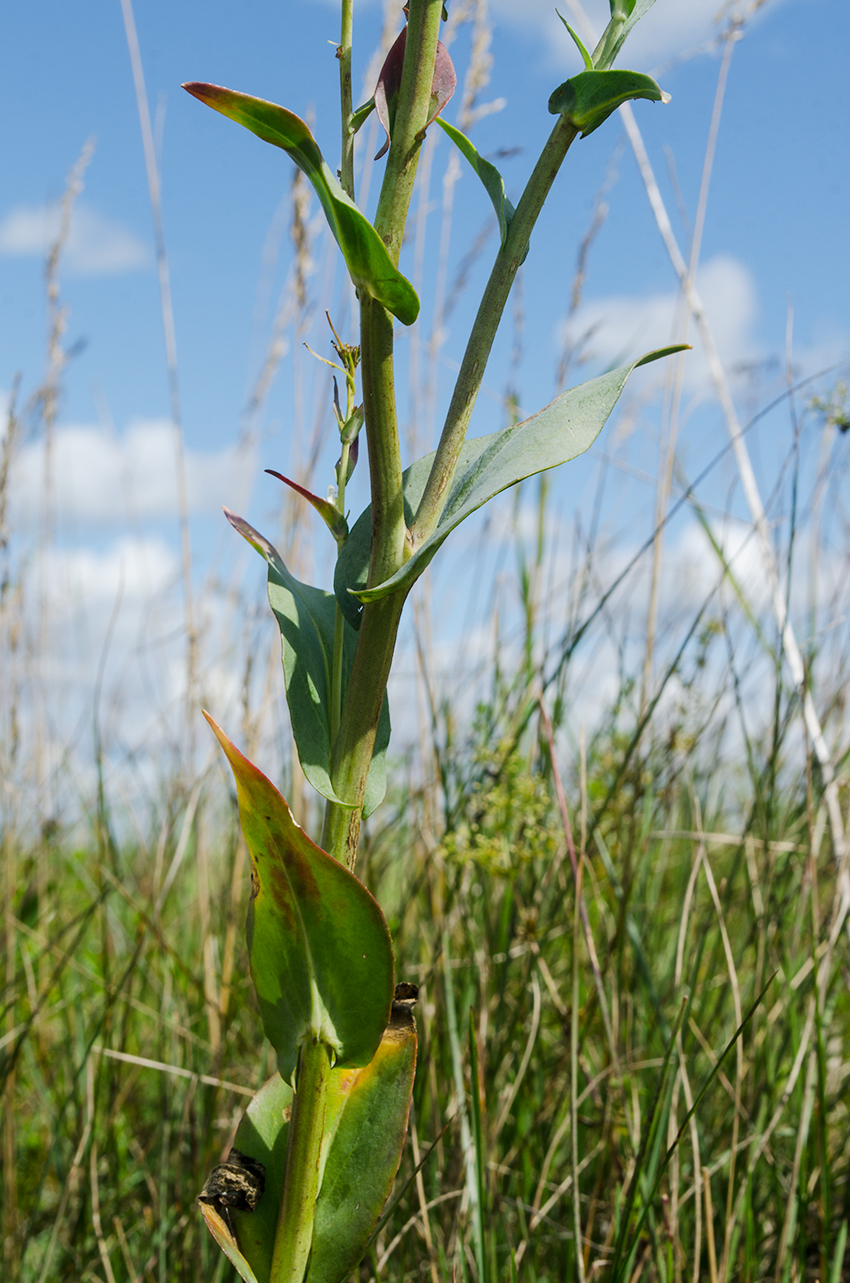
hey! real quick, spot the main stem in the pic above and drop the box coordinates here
[320,0,443,869]
[283,12,443,1272]
[270,1039,333,1283]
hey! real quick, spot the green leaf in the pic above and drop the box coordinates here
[308,1002,417,1282]
[436,118,517,249]
[224,509,390,817]
[556,11,593,71]
[548,69,668,137]
[600,0,657,67]
[224,1003,417,1283]
[218,1074,293,1283]
[204,714,395,1083]
[350,96,376,135]
[335,349,687,621]
[183,83,420,326]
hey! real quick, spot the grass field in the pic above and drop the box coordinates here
[3,589,850,1280]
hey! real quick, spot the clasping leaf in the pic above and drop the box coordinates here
[549,68,668,136]
[204,714,395,1084]
[335,349,687,623]
[183,83,420,325]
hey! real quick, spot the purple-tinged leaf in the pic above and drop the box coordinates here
[374,29,457,160]
[265,470,348,541]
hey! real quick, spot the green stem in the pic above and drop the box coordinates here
[360,296,407,586]
[270,1038,333,1283]
[410,113,579,546]
[592,13,626,71]
[338,0,355,197]
[319,0,443,868]
[329,437,352,745]
[321,593,406,866]
[374,0,444,262]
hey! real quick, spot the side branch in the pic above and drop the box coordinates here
[411,113,579,546]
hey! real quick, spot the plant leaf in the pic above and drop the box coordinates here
[548,69,668,137]
[224,509,390,817]
[183,83,420,325]
[350,96,376,134]
[335,349,687,620]
[601,0,657,67]
[203,714,395,1083]
[436,118,517,249]
[221,1074,293,1283]
[265,470,348,542]
[556,11,593,71]
[198,1200,262,1283]
[308,1001,417,1282]
[374,28,457,160]
[225,1003,417,1283]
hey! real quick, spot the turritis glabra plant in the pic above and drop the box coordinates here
[184,3,684,1280]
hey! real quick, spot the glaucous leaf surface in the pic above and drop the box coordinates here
[224,510,390,816]
[335,350,686,622]
[204,714,395,1082]
[183,83,419,325]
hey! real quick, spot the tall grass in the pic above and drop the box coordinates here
[2,1,850,1279]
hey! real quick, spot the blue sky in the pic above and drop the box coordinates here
[1,0,848,810]
[2,0,846,442]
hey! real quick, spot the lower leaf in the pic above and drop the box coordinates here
[205,999,417,1283]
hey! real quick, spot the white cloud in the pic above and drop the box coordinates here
[492,0,776,72]
[44,536,178,620]
[561,254,759,392]
[0,201,149,276]
[10,418,256,527]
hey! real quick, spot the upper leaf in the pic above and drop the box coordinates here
[183,83,420,325]
[335,349,687,621]
[224,509,390,817]
[548,69,667,136]
[204,714,395,1083]
[600,0,657,67]
[265,470,348,542]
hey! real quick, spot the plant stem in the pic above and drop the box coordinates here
[330,438,352,745]
[321,592,407,866]
[270,1038,333,1283]
[320,0,443,866]
[374,0,444,261]
[411,113,579,546]
[338,0,355,198]
[360,296,408,586]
